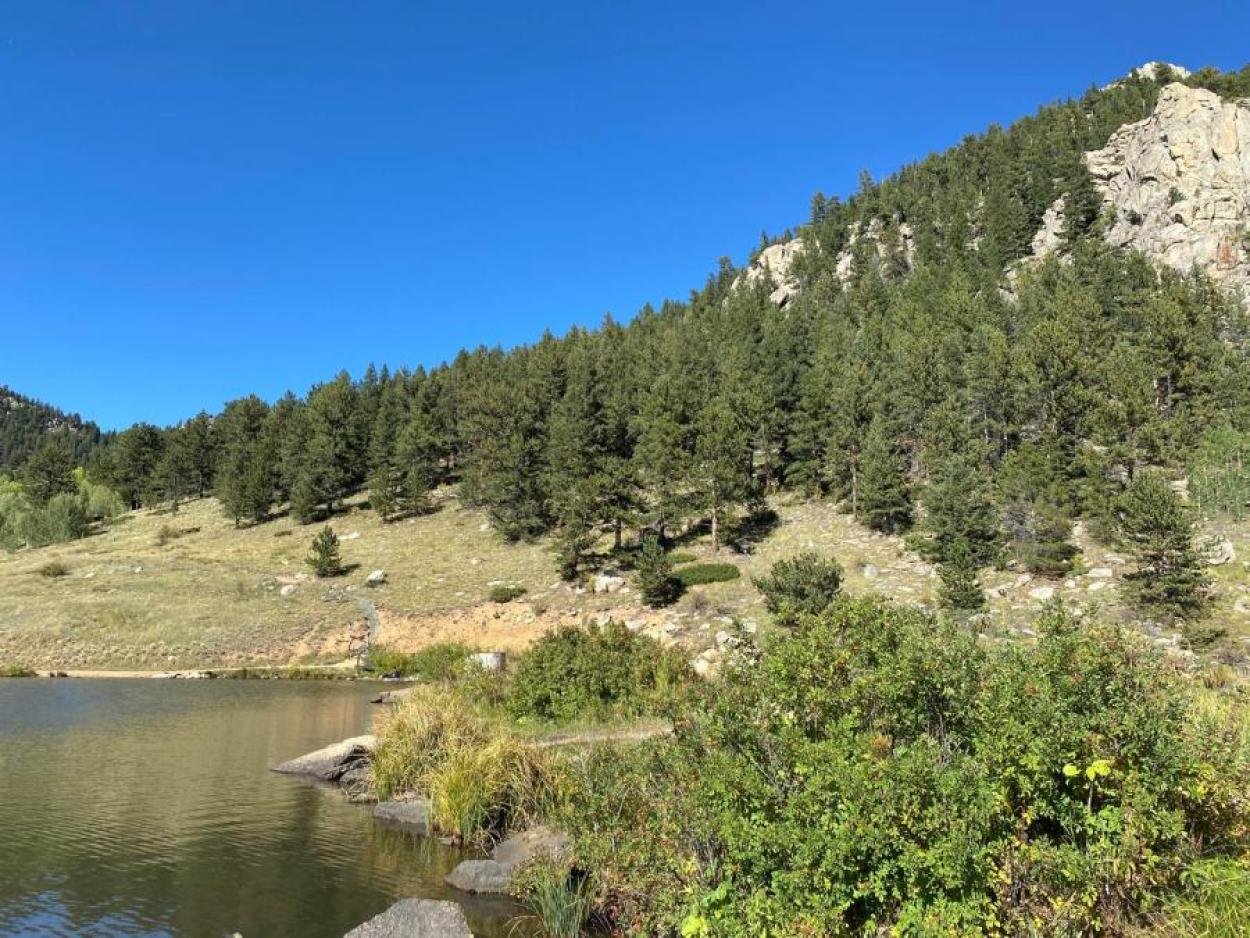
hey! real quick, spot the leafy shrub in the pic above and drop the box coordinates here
[1190,427,1250,520]
[507,622,693,724]
[38,560,69,578]
[558,599,1250,935]
[634,536,679,607]
[489,584,527,603]
[368,642,477,682]
[674,563,740,587]
[752,552,843,626]
[2,664,36,677]
[666,551,697,565]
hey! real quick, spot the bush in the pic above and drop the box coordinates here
[558,599,1250,935]
[634,536,679,607]
[507,622,693,724]
[38,560,69,579]
[2,664,36,677]
[306,526,343,577]
[512,857,595,938]
[368,642,477,682]
[674,563,740,587]
[753,552,843,626]
[666,551,697,565]
[489,584,527,603]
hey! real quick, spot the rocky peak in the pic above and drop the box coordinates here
[1034,82,1250,304]
[736,239,807,307]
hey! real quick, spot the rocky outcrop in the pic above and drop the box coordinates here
[1035,82,1250,304]
[343,899,472,938]
[272,734,376,783]
[834,218,916,284]
[445,826,570,894]
[736,240,806,306]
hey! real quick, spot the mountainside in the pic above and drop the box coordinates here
[0,386,101,471]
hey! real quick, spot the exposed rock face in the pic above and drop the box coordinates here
[834,218,916,284]
[737,240,806,306]
[446,826,570,894]
[1036,83,1250,304]
[343,899,472,938]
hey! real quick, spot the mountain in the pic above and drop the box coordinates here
[0,386,101,471]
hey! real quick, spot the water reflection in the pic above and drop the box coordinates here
[0,680,518,937]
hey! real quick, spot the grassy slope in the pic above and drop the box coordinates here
[1,491,1247,671]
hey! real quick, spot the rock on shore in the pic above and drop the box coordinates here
[343,899,472,938]
[271,734,376,784]
[446,826,569,894]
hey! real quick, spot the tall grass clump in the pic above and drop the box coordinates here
[512,858,595,938]
[373,687,561,843]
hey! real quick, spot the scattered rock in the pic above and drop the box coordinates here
[343,899,472,938]
[272,734,376,783]
[1199,536,1236,567]
[861,563,879,579]
[341,532,362,541]
[593,574,626,594]
[373,798,432,835]
[1086,567,1113,579]
[280,584,298,598]
[365,570,388,587]
[1029,586,1056,602]
[1087,581,1110,593]
[445,827,569,894]
[370,687,414,705]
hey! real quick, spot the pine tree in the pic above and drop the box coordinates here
[366,381,408,522]
[297,373,366,520]
[693,393,755,552]
[634,535,678,607]
[855,420,912,533]
[306,525,344,577]
[21,439,77,505]
[915,453,1000,565]
[938,538,986,612]
[1117,472,1209,620]
[215,396,273,526]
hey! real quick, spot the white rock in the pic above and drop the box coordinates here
[1086,567,1113,579]
[593,574,626,594]
[280,584,298,598]
[1199,536,1236,567]
[1087,580,1109,593]
[1029,586,1056,601]
[861,563,879,579]
[365,569,388,587]
[341,531,361,541]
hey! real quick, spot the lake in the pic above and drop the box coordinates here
[0,678,520,937]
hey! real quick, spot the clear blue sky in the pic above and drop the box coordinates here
[2,1,1248,430]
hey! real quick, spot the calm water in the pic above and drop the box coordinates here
[0,679,519,937]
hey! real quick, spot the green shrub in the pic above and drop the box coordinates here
[38,560,69,579]
[507,622,693,724]
[674,563,740,587]
[667,551,697,565]
[368,642,477,682]
[1190,427,1250,520]
[634,536,679,607]
[489,584,527,603]
[2,664,36,677]
[753,552,843,626]
[558,599,1250,935]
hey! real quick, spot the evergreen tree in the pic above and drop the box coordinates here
[107,423,165,509]
[215,396,273,526]
[1116,472,1209,620]
[306,525,344,577]
[855,420,912,534]
[296,372,366,520]
[21,439,77,505]
[914,453,1001,565]
[693,392,755,552]
[938,537,987,612]
[366,381,408,522]
[634,535,678,607]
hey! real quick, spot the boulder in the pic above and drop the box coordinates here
[365,570,388,587]
[343,899,472,938]
[1029,586,1056,602]
[272,734,376,783]
[1199,537,1236,567]
[1086,567,1113,579]
[593,574,626,594]
[446,826,569,894]
[467,651,506,673]
[373,798,432,835]
[279,584,298,597]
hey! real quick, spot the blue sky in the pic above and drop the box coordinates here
[2,1,1248,430]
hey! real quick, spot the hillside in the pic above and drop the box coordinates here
[3,61,1250,673]
[0,386,101,471]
